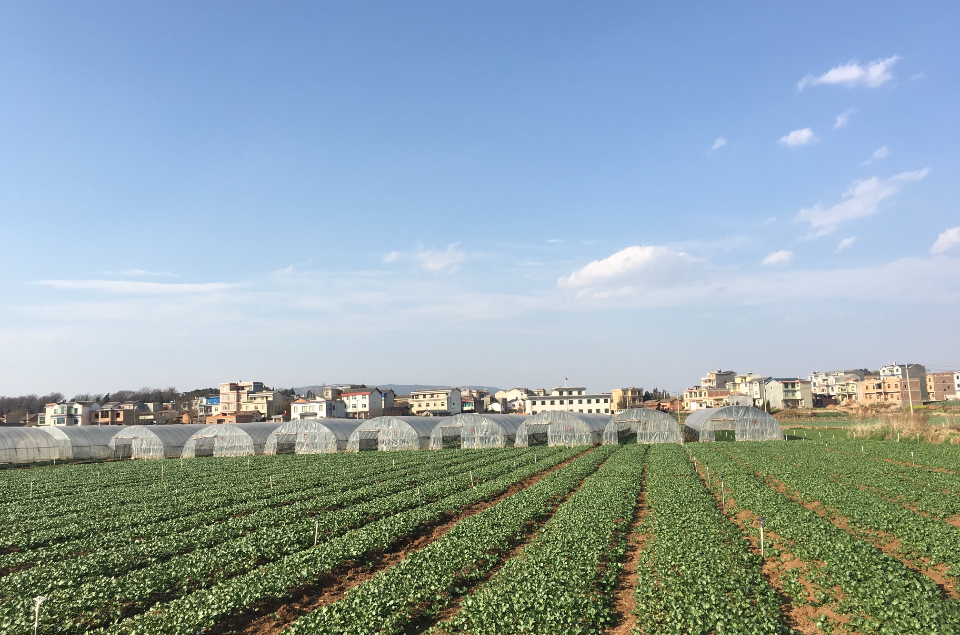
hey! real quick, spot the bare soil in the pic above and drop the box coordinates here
[209,449,592,635]
[605,473,649,635]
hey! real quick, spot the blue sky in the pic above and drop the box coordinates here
[2,1,959,395]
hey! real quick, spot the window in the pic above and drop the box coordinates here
[579,409,583,413]
[578,399,582,404]
[541,400,545,405]
[605,408,610,413]
[587,399,591,404]
[587,409,592,413]
[550,400,555,405]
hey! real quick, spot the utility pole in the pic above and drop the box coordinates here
[905,365,914,414]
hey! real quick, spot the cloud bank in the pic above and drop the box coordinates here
[798,56,900,90]
[779,128,816,147]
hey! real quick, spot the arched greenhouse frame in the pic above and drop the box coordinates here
[602,408,682,445]
[516,411,611,447]
[263,419,359,454]
[375,416,436,451]
[181,423,282,458]
[429,413,525,450]
[0,427,63,464]
[682,406,783,442]
[45,426,125,460]
[108,424,205,459]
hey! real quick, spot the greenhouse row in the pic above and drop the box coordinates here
[0,406,782,464]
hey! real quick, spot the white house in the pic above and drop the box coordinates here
[524,387,612,415]
[291,399,346,419]
[410,388,462,416]
[42,401,101,426]
[343,388,396,419]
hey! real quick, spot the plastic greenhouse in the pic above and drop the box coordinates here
[683,406,783,442]
[602,408,682,445]
[181,423,282,458]
[0,427,63,464]
[263,419,359,454]
[346,416,436,452]
[44,426,125,460]
[515,411,611,447]
[429,414,525,450]
[108,424,206,459]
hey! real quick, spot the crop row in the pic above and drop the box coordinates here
[78,446,582,635]
[633,444,787,634]
[2,447,564,635]
[432,444,646,634]
[690,444,960,632]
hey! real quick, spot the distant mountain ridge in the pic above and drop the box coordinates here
[294,384,502,397]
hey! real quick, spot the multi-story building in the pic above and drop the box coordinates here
[409,388,462,416]
[290,399,346,419]
[725,373,770,408]
[343,388,397,419]
[956,371,960,398]
[524,387,612,415]
[701,370,737,389]
[241,391,283,419]
[862,376,924,407]
[494,388,533,403]
[191,396,221,422]
[926,372,958,401]
[611,387,646,412]
[831,376,864,405]
[219,381,264,414]
[42,401,101,426]
[764,379,813,409]
[879,364,928,401]
[808,369,866,397]
[683,387,731,410]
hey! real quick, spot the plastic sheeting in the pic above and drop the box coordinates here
[108,425,205,459]
[602,408,682,445]
[44,426,124,460]
[683,406,783,442]
[263,419,359,454]
[375,416,436,451]
[429,414,525,450]
[516,411,611,447]
[0,427,62,464]
[181,423,281,458]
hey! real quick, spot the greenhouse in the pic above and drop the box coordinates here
[44,425,125,460]
[108,424,205,459]
[682,406,783,442]
[346,416,435,452]
[0,427,63,464]
[515,411,611,447]
[602,408,682,445]
[263,418,359,454]
[429,413,525,450]
[181,423,282,458]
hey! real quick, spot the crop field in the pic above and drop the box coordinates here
[3,440,960,634]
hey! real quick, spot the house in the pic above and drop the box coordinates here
[683,387,731,410]
[207,411,262,424]
[241,391,283,419]
[611,387,646,412]
[524,386,612,415]
[879,364,928,401]
[862,376,924,407]
[410,388,462,416]
[764,379,813,409]
[219,381,265,414]
[701,370,737,389]
[290,398,346,419]
[342,388,396,419]
[0,413,26,426]
[926,372,958,401]
[808,369,866,398]
[725,373,771,408]
[192,396,221,422]
[42,401,101,426]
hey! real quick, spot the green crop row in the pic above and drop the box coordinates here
[81,447,581,635]
[690,444,960,633]
[2,447,561,635]
[283,445,615,634]
[432,444,646,634]
[634,444,788,635]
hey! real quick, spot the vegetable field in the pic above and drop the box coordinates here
[3,440,960,634]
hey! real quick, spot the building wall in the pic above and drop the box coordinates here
[612,387,645,411]
[42,401,100,426]
[926,372,958,401]
[410,389,462,416]
[525,387,612,415]
[291,399,346,419]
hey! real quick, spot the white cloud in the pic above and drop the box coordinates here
[795,168,929,237]
[761,250,793,266]
[931,227,960,254]
[762,217,777,226]
[382,251,401,263]
[872,146,889,161]
[557,245,699,293]
[798,56,900,90]
[37,280,238,294]
[779,128,817,147]
[836,237,857,252]
[417,243,467,273]
[711,137,727,151]
[834,109,855,129]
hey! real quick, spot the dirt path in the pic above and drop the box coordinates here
[209,448,593,635]
[605,463,649,635]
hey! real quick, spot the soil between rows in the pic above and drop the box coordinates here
[605,463,649,635]
[208,448,592,635]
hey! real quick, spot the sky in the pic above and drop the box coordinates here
[1,1,959,396]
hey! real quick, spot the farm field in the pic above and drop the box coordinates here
[2,441,960,634]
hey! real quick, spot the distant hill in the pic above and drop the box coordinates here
[293,384,502,397]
